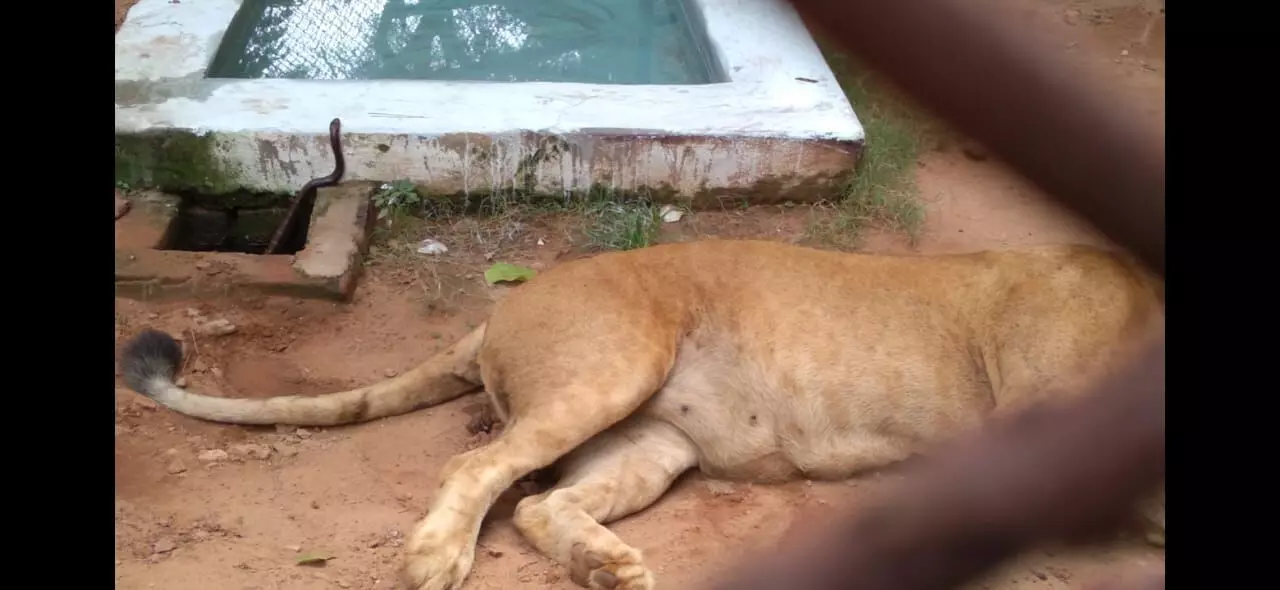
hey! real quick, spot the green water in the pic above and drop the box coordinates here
[206,0,725,84]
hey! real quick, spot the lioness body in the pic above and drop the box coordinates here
[121,240,1165,590]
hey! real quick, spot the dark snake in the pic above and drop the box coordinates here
[265,117,345,254]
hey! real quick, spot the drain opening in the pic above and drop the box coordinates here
[163,192,310,255]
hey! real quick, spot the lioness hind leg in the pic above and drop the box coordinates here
[401,387,660,590]
[514,418,698,590]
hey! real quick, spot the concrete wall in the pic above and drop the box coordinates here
[115,0,865,203]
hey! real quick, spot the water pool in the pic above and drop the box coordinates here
[207,0,725,84]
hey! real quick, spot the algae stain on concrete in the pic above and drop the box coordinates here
[116,130,245,194]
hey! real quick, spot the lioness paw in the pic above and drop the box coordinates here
[569,543,655,590]
[400,538,475,590]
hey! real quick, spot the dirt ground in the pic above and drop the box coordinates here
[113,1,1165,588]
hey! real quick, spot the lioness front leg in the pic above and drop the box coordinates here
[513,418,698,590]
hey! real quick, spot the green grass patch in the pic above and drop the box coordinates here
[806,45,940,247]
[580,199,664,251]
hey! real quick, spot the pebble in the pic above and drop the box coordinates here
[384,368,398,378]
[174,377,188,388]
[296,428,313,439]
[165,459,188,474]
[197,449,229,463]
[272,443,300,458]
[132,397,159,411]
[230,443,273,461]
[152,538,177,554]
[195,318,237,337]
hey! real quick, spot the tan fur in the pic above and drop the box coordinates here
[140,324,486,425]
[127,240,1165,590]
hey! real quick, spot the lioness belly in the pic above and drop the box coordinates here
[639,359,989,483]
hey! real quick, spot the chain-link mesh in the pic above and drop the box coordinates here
[259,0,385,79]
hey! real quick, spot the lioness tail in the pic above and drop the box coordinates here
[119,325,486,426]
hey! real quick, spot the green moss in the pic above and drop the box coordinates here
[115,130,244,195]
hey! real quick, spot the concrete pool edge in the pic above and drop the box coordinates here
[115,0,865,202]
[115,184,376,302]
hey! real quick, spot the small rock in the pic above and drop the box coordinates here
[417,239,448,255]
[185,308,202,318]
[659,204,685,223]
[153,538,177,554]
[1063,9,1080,25]
[192,529,210,540]
[295,428,313,439]
[383,368,398,378]
[336,580,351,589]
[146,312,160,320]
[194,261,210,270]
[1120,49,1130,56]
[195,318,237,337]
[275,424,297,434]
[485,547,504,558]
[132,396,159,411]
[165,459,188,474]
[230,443,273,461]
[272,443,300,458]
[210,367,224,379]
[174,377,188,388]
[198,449,229,463]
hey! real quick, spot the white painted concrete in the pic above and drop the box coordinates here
[115,0,865,199]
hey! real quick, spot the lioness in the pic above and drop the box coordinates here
[120,240,1165,590]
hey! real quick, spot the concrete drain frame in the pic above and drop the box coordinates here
[114,0,865,204]
[115,183,375,301]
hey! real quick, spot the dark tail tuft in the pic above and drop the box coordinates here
[121,329,183,397]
